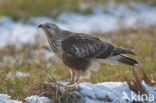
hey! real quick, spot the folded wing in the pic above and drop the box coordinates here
[62,33,136,60]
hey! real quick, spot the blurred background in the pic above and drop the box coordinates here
[0,0,156,99]
[0,0,156,47]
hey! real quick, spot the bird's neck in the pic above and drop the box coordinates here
[44,29,62,39]
[46,35,62,56]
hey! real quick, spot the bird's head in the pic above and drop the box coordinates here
[38,22,62,38]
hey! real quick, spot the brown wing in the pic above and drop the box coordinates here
[61,33,109,58]
[61,33,135,59]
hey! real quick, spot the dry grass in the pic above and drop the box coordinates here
[28,81,112,103]
[0,26,156,100]
[29,81,82,103]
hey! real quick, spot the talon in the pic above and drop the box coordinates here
[74,81,80,85]
[67,80,75,85]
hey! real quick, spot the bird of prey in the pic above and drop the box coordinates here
[38,23,138,83]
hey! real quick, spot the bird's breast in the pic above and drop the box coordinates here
[48,39,62,56]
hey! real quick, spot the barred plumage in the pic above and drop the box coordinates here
[49,39,58,53]
[38,23,138,84]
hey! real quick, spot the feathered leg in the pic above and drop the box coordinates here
[69,69,76,84]
[68,69,80,85]
[75,71,80,83]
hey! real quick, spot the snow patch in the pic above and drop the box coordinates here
[0,4,156,48]
[0,81,156,103]
[0,94,20,103]
[78,82,156,102]
[7,71,30,80]
[0,17,39,48]
[25,95,51,103]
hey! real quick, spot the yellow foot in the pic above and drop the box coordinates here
[67,80,80,85]
[62,81,81,94]
[62,83,76,93]
[74,81,80,85]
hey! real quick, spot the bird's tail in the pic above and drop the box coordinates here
[118,55,138,66]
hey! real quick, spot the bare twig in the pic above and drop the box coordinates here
[121,68,147,95]
[140,67,156,87]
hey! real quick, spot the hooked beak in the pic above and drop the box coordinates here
[38,24,44,28]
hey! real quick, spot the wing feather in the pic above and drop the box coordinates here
[61,32,136,59]
[61,33,107,58]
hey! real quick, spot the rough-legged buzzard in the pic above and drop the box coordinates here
[38,23,138,83]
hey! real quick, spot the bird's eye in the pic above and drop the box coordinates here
[46,25,51,28]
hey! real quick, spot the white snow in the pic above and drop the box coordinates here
[0,94,20,103]
[77,81,156,103]
[63,82,152,103]
[0,94,51,103]
[7,71,30,80]
[0,17,39,48]
[33,3,156,33]
[0,4,156,48]
[0,81,156,103]
[25,95,51,103]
